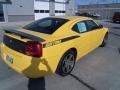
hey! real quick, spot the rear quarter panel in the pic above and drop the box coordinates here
[42,36,80,73]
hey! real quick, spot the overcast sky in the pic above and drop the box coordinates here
[76,0,120,5]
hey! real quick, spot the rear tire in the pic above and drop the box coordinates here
[56,50,76,76]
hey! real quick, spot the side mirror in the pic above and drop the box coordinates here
[98,24,103,29]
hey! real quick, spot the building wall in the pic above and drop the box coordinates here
[3,0,34,22]
[78,3,120,20]
[3,0,74,22]
[8,15,34,22]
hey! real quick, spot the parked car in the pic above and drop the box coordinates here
[76,12,100,19]
[0,16,108,78]
[78,12,93,17]
[91,13,101,19]
[113,12,120,23]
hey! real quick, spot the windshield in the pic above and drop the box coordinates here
[23,18,69,34]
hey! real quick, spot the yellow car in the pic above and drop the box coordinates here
[0,16,108,78]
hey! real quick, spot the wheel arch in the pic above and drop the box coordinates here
[55,47,77,74]
[104,32,109,39]
[105,32,109,37]
[68,48,77,58]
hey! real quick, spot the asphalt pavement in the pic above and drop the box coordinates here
[0,20,120,90]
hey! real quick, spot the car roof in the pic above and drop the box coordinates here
[50,16,92,21]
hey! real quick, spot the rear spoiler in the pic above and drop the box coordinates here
[4,29,45,42]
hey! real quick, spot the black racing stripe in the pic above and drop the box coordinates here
[3,35,26,53]
[43,35,80,48]
[61,36,80,42]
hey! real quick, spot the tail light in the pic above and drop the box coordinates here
[24,41,42,58]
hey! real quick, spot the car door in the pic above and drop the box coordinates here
[85,20,104,48]
[72,21,94,59]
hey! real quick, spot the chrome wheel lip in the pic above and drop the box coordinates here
[62,53,75,74]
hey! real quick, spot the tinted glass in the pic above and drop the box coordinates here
[34,10,39,13]
[55,10,59,13]
[62,11,66,13]
[85,20,98,31]
[40,10,44,13]
[72,22,87,33]
[23,18,69,34]
[115,12,120,16]
[45,10,49,13]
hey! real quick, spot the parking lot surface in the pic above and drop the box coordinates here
[0,21,120,90]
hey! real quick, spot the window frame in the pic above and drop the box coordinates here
[72,21,87,33]
[72,20,99,33]
[40,10,44,13]
[34,10,39,13]
[44,10,49,13]
[85,20,99,31]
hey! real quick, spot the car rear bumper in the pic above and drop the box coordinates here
[0,43,55,78]
[113,18,120,22]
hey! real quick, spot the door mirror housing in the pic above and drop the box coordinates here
[98,24,103,29]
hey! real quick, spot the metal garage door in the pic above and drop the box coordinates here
[34,1,49,20]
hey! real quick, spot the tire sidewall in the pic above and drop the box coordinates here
[57,50,76,76]
[100,34,108,47]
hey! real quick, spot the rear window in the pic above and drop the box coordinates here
[23,18,69,34]
[114,12,120,16]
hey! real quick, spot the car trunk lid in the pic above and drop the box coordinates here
[3,29,48,57]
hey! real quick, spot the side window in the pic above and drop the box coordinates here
[85,20,98,31]
[72,22,87,33]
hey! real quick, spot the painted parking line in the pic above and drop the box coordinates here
[70,74,96,90]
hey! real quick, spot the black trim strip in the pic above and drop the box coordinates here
[43,35,80,48]
[3,35,26,53]
[4,29,45,42]
[61,36,80,42]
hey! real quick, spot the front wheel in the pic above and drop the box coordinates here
[56,50,76,76]
[100,34,108,47]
